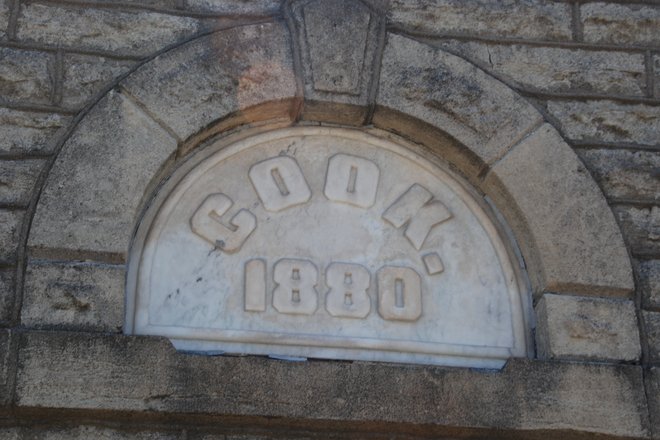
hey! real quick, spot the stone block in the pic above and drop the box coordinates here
[16,3,201,57]
[0,426,179,439]
[0,159,44,206]
[648,367,660,438]
[637,259,660,310]
[0,0,8,40]
[613,205,660,256]
[29,89,178,257]
[547,100,660,146]
[576,149,660,203]
[0,268,14,324]
[184,0,281,14]
[437,40,646,97]
[290,0,383,124]
[0,209,23,263]
[536,293,641,362]
[655,54,660,99]
[22,261,125,332]
[122,21,297,142]
[389,0,572,41]
[0,329,14,406]
[582,2,660,46]
[62,54,135,109]
[15,331,649,438]
[645,311,660,364]
[484,124,633,296]
[0,109,71,155]
[0,48,54,105]
[375,33,542,167]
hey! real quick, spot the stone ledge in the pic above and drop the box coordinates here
[13,331,650,439]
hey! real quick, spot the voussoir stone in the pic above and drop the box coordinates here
[14,331,649,438]
[121,21,297,142]
[484,124,633,296]
[536,293,641,362]
[375,33,542,167]
[22,261,125,332]
[29,89,178,257]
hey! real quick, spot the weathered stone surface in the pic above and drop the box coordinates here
[389,0,572,41]
[62,54,135,109]
[184,0,280,14]
[22,261,125,332]
[0,159,44,206]
[29,90,178,257]
[0,426,179,439]
[0,269,13,324]
[576,149,660,202]
[648,367,660,438]
[613,205,660,256]
[0,329,14,406]
[0,48,54,105]
[637,259,660,310]
[547,100,660,146]
[484,124,633,296]
[655,54,660,99]
[122,22,297,141]
[16,3,201,57]
[0,0,8,40]
[0,210,23,263]
[536,293,641,362]
[376,33,542,166]
[291,0,382,124]
[437,40,646,97]
[645,311,660,364]
[0,109,71,155]
[15,331,649,437]
[581,2,660,47]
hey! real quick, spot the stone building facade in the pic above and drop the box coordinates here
[0,0,659,438]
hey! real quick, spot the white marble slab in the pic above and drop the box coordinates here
[126,127,530,368]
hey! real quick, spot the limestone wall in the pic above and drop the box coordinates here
[0,0,658,438]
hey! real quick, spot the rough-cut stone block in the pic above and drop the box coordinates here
[16,3,201,57]
[184,0,280,14]
[576,149,660,202]
[0,0,8,40]
[535,294,640,362]
[0,159,44,206]
[389,0,572,41]
[0,209,22,263]
[437,41,646,97]
[614,205,660,256]
[15,331,649,438]
[0,269,14,323]
[0,48,54,105]
[484,124,633,296]
[376,33,542,166]
[0,109,71,155]
[29,90,178,257]
[62,54,135,109]
[122,22,297,142]
[582,3,660,46]
[290,0,382,124]
[655,55,660,99]
[22,261,125,332]
[646,311,660,364]
[547,100,660,146]
[638,259,660,310]
[0,426,179,439]
[648,367,660,438]
[0,329,14,406]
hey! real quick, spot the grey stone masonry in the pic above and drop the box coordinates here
[576,149,660,203]
[0,426,179,440]
[0,0,8,40]
[581,3,660,47]
[0,210,22,264]
[614,205,660,256]
[644,311,660,364]
[16,3,202,57]
[0,159,45,206]
[654,54,659,98]
[435,41,646,97]
[13,331,650,438]
[638,259,660,310]
[547,100,660,146]
[22,261,125,332]
[648,367,660,438]
[184,0,281,15]
[389,0,572,41]
[536,294,641,362]
[0,269,13,324]
[0,48,54,106]
[0,109,71,155]
[0,329,13,406]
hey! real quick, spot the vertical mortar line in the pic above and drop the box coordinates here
[571,1,583,43]
[364,13,387,126]
[282,0,305,122]
[6,0,20,41]
[51,48,64,106]
[645,50,655,99]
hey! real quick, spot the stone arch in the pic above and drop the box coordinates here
[27,12,632,349]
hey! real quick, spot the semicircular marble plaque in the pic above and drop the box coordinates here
[127,127,529,368]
